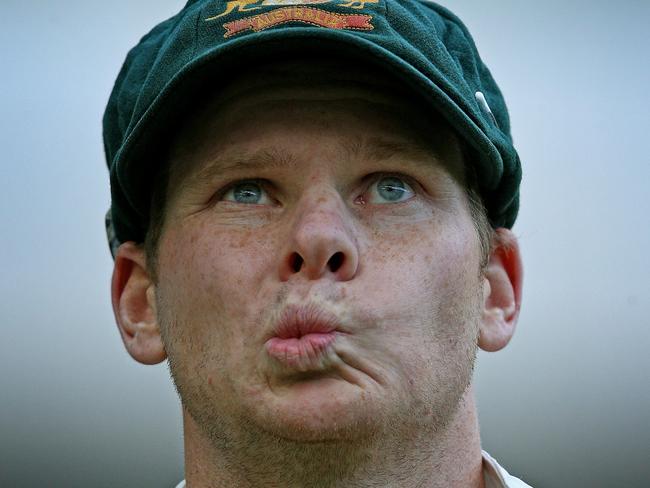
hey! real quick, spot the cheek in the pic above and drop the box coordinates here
[160,221,275,287]
[155,221,285,406]
[155,221,280,342]
[359,215,481,300]
[351,216,483,358]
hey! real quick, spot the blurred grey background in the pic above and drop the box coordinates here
[1,0,648,486]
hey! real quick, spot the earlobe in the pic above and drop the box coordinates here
[478,228,523,352]
[111,242,167,365]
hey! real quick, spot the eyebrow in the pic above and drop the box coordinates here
[343,137,444,167]
[181,147,299,187]
[182,135,449,187]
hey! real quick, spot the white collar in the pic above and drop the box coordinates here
[482,450,533,488]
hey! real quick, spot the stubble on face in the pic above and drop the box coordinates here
[153,60,486,487]
[158,284,482,487]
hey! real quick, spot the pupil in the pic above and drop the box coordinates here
[234,183,262,203]
[378,177,406,201]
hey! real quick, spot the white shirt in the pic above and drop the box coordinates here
[482,450,533,488]
[174,450,532,487]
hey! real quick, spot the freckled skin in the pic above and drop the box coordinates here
[154,72,486,486]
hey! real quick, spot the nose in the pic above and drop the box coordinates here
[278,191,359,282]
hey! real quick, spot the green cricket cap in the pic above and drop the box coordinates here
[103,0,521,257]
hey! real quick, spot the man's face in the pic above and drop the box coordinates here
[153,65,486,445]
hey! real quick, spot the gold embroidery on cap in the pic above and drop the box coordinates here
[206,0,378,21]
[219,6,373,38]
[207,0,261,20]
[262,0,331,5]
[337,1,377,8]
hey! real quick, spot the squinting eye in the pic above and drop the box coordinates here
[367,176,415,204]
[222,181,272,205]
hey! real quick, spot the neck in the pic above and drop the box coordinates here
[182,385,485,488]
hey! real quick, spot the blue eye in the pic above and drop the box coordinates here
[222,181,271,204]
[368,176,414,204]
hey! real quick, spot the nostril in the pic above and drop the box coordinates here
[290,253,304,273]
[328,252,344,273]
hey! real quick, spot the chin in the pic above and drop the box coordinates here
[246,376,385,442]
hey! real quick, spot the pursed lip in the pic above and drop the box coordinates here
[271,303,342,339]
[265,303,344,369]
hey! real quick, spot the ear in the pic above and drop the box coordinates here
[478,228,523,352]
[111,242,166,364]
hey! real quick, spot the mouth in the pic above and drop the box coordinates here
[265,304,342,370]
